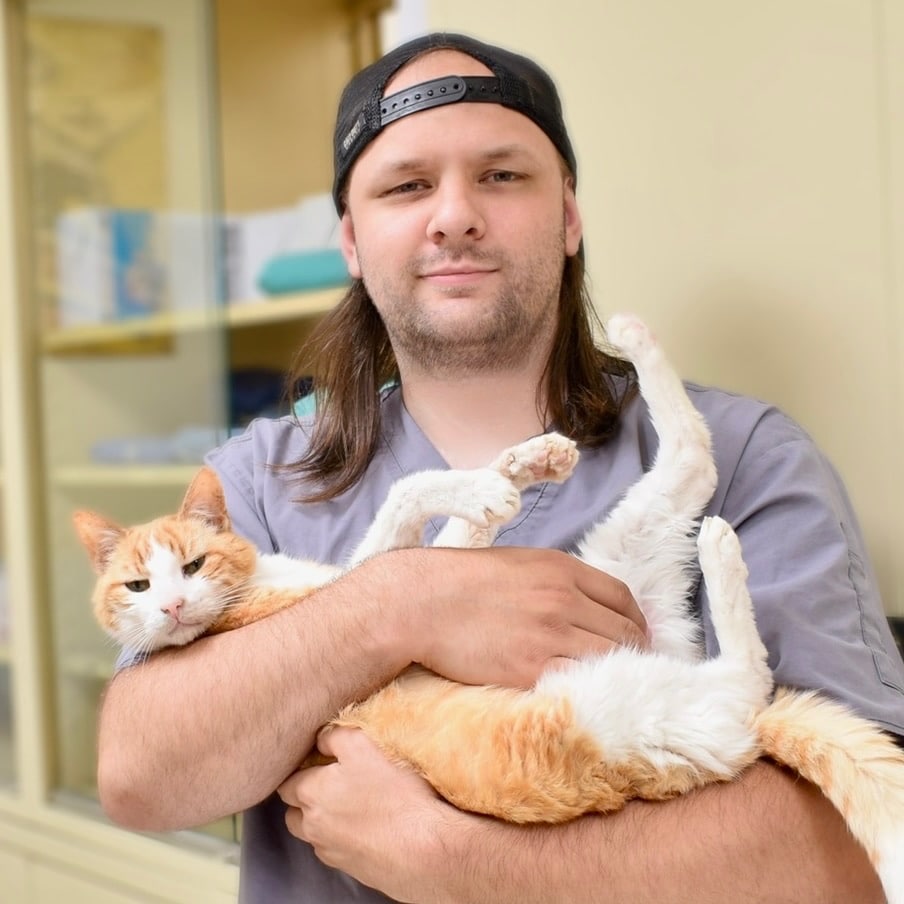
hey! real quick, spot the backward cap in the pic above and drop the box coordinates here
[332,32,577,212]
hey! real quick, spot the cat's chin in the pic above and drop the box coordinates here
[161,621,208,648]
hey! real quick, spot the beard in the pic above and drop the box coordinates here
[360,232,566,376]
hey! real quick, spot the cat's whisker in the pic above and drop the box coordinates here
[116,625,156,657]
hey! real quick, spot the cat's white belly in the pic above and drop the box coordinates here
[535,649,766,777]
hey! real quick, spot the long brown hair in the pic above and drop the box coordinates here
[281,249,636,502]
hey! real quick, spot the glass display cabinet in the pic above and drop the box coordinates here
[0,0,390,898]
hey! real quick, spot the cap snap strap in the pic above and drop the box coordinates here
[380,75,507,126]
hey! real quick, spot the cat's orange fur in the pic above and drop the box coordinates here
[331,665,735,822]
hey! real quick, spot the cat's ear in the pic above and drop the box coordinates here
[180,467,231,532]
[72,510,124,574]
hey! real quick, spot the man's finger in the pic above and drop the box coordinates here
[316,724,337,757]
[277,772,302,806]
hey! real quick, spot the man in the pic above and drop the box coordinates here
[98,33,904,902]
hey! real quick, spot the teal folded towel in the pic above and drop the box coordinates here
[257,248,349,294]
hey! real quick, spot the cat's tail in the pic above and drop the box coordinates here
[755,686,904,904]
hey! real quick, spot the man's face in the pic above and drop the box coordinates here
[339,50,583,378]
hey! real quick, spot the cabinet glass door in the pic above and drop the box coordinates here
[16,0,381,861]
[23,0,235,847]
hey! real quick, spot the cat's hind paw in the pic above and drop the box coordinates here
[696,516,747,585]
[697,517,769,681]
[605,313,657,362]
[491,433,579,490]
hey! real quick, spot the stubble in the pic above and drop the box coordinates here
[361,231,566,377]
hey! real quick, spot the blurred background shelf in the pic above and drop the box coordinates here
[43,287,345,356]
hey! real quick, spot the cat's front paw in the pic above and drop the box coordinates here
[605,313,657,361]
[492,433,579,490]
[455,470,523,527]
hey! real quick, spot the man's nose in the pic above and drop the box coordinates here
[426,180,486,243]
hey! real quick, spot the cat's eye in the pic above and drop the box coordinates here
[125,579,150,593]
[183,555,206,577]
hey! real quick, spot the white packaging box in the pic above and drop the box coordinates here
[159,212,220,312]
[221,206,305,303]
[55,208,221,325]
[221,193,340,304]
[55,207,117,326]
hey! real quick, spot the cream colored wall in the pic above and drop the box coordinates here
[428,0,904,617]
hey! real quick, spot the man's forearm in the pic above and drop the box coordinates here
[97,556,411,832]
[431,760,884,904]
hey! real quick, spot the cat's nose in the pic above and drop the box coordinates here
[161,600,185,621]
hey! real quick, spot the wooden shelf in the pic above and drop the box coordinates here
[43,286,345,356]
[52,465,202,489]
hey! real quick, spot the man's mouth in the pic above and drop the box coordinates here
[421,266,497,284]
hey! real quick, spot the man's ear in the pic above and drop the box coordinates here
[563,178,583,258]
[339,212,362,278]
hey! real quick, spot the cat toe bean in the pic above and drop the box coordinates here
[497,433,579,488]
[605,313,655,358]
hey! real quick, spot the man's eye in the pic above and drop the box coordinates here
[485,171,519,184]
[125,579,150,593]
[386,180,425,195]
[183,555,206,576]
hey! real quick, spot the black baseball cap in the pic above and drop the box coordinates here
[332,32,577,212]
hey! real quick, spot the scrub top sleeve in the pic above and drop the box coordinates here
[205,428,276,553]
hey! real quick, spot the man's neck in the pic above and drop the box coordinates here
[399,370,549,469]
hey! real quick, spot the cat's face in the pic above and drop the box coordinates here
[73,467,256,654]
[88,516,256,652]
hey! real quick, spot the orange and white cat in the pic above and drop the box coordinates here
[74,316,904,903]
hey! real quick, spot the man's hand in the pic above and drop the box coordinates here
[278,726,455,903]
[387,545,647,689]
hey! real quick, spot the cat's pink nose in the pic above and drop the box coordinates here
[161,600,185,621]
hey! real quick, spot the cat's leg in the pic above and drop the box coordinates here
[575,316,717,659]
[696,516,771,696]
[679,517,771,768]
[434,433,579,549]
[607,314,715,495]
[347,468,522,565]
